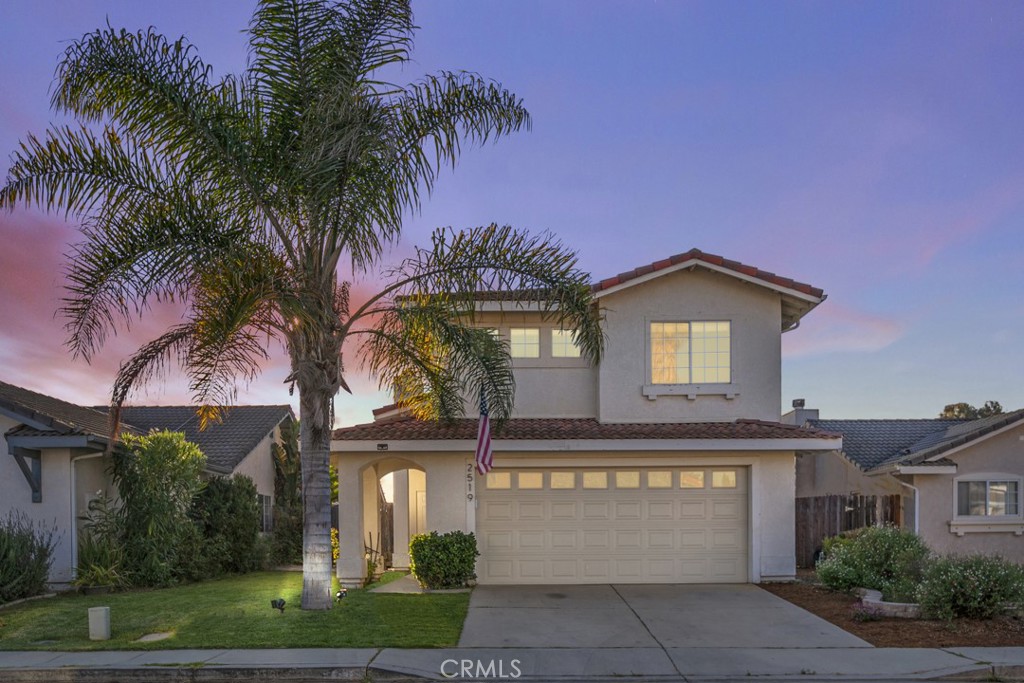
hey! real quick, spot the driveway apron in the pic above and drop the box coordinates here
[458,584,870,648]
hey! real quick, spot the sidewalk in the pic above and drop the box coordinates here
[1,646,1023,682]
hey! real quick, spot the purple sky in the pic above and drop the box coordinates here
[2,1,1023,425]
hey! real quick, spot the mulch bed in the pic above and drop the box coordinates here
[760,580,1024,647]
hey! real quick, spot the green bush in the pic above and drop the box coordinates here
[112,431,206,587]
[192,476,263,575]
[409,531,479,590]
[0,512,57,603]
[816,525,930,602]
[917,554,1024,620]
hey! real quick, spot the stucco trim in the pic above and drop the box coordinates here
[331,437,839,453]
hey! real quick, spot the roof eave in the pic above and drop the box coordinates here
[331,436,840,453]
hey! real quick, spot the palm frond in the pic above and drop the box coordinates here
[358,299,515,420]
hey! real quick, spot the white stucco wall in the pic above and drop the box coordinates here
[230,427,277,497]
[597,268,783,423]
[913,426,1024,558]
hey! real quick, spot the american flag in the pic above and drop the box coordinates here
[475,394,494,475]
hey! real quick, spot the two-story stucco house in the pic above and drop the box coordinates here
[332,249,841,588]
[0,379,293,585]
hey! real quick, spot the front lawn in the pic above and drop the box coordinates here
[0,571,468,650]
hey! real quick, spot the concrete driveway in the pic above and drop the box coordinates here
[458,584,870,648]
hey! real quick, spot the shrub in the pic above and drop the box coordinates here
[192,476,263,575]
[74,493,125,589]
[816,525,930,602]
[331,527,339,564]
[0,512,58,603]
[270,419,302,565]
[112,431,206,587]
[409,531,479,590]
[917,554,1024,620]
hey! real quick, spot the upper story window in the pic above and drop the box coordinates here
[956,478,1021,517]
[650,321,731,384]
[509,328,540,358]
[551,329,581,358]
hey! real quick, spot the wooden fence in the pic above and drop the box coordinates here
[795,494,903,568]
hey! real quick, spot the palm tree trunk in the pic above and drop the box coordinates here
[299,383,334,610]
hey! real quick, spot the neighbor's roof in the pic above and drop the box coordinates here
[95,405,294,475]
[334,417,839,442]
[0,379,127,440]
[811,411,1024,472]
[876,409,1024,469]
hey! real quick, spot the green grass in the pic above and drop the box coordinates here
[0,571,467,650]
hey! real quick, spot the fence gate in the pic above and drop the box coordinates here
[795,494,902,568]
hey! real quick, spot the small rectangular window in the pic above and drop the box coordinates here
[583,471,608,489]
[615,471,640,489]
[680,471,705,489]
[486,472,511,489]
[712,471,737,488]
[647,471,673,489]
[510,328,540,358]
[518,472,543,489]
[550,472,576,489]
[551,329,581,358]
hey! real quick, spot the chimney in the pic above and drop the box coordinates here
[782,398,819,426]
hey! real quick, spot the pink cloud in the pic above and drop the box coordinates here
[782,302,906,358]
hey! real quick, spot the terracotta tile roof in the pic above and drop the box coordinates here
[593,248,824,299]
[333,417,839,442]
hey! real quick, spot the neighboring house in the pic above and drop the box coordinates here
[786,402,1024,557]
[0,379,293,585]
[332,249,841,587]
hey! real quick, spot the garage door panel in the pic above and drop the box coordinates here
[478,466,748,584]
[518,501,545,519]
[615,501,642,519]
[550,501,577,519]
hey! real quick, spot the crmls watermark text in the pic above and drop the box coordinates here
[440,658,522,679]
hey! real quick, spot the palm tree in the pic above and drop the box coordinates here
[0,0,603,609]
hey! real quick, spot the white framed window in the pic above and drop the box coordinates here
[551,329,581,358]
[509,328,540,358]
[650,321,730,384]
[955,477,1021,517]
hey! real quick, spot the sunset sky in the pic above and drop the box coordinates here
[2,1,1023,426]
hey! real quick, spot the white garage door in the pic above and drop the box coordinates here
[476,466,748,584]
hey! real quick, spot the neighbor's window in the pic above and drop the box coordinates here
[551,329,581,358]
[957,479,1020,517]
[509,328,540,358]
[650,321,731,384]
